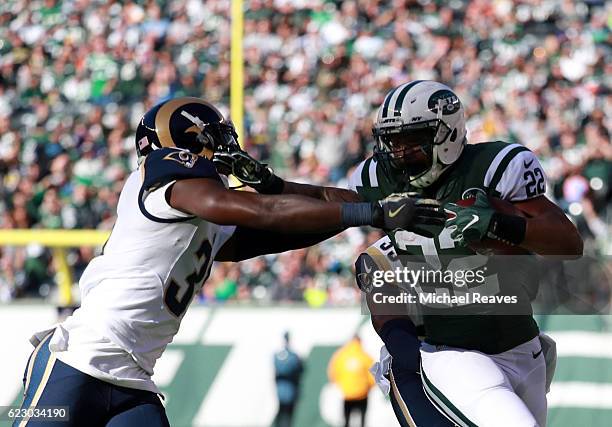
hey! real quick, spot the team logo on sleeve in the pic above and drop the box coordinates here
[164,150,198,168]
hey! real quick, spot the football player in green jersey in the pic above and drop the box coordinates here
[351,80,582,427]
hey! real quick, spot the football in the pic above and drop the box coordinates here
[454,196,530,255]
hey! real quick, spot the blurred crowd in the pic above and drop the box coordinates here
[0,0,609,304]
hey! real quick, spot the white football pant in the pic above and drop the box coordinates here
[420,335,547,427]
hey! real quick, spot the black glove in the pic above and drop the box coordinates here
[374,193,446,237]
[212,149,284,194]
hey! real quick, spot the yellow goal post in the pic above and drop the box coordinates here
[0,229,110,306]
[231,0,244,146]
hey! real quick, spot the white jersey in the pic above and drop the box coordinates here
[33,148,234,394]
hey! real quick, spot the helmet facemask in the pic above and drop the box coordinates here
[373,117,453,185]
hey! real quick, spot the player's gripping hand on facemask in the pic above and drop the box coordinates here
[212,148,280,192]
[213,146,356,202]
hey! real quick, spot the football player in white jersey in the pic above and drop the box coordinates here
[14,97,448,427]
[348,81,582,427]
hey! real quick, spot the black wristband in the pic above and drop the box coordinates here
[341,202,377,227]
[253,174,285,194]
[488,212,527,246]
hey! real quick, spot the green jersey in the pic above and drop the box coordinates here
[350,141,547,354]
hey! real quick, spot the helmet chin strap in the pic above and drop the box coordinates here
[409,107,440,188]
[410,145,450,188]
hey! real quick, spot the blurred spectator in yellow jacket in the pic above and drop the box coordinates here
[328,335,375,427]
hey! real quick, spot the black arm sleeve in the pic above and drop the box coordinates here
[228,227,343,261]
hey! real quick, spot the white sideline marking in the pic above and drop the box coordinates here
[549,382,612,409]
[547,332,612,359]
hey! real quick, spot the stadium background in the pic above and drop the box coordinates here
[0,0,610,426]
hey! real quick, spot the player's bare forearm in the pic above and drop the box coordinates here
[515,197,583,259]
[522,212,583,258]
[170,178,346,233]
[171,178,442,236]
[322,186,363,202]
[282,181,363,202]
[280,181,325,198]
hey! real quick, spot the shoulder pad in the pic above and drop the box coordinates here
[141,147,221,192]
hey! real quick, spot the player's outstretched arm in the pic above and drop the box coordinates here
[170,178,355,233]
[212,185,364,261]
[279,181,364,203]
[169,178,445,234]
